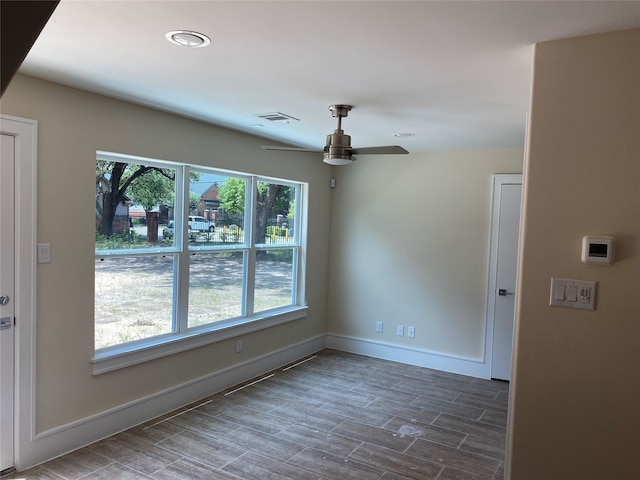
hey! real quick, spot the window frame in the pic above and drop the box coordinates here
[92,151,308,374]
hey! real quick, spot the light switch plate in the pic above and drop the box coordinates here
[37,243,51,264]
[550,278,596,310]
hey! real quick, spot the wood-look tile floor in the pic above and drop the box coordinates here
[3,350,509,480]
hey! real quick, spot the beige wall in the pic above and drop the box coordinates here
[508,29,640,479]
[1,74,331,431]
[327,149,522,360]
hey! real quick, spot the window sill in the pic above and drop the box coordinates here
[91,306,308,375]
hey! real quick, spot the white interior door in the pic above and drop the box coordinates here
[0,132,16,473]
[488,176,522,381]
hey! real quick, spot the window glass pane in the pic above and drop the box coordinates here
[187,173,246,247]
[95,255,174,349]
[254,248,295,312]
[188,252,244,328]
[95,160,177,250]
[255,181,296,245]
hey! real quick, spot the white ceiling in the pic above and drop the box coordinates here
[20,0,640,154]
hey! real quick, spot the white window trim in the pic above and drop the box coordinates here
[93,151,308,374]
[92,305,308,374]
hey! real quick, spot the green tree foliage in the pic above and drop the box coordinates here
[97,160,205,238]
[259,181,291,216]
[127,168,174,211]
[218,178,293,244]
[287,200,295,220]
[255,182,285,244]
[189,191,201,211]
[96,161,174,237]
[218,178,292,218]
[218,177,246,215]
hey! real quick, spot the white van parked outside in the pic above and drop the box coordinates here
[163,216,214,238]
[188,216,215,232]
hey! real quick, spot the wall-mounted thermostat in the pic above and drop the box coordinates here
[581,235,615,265]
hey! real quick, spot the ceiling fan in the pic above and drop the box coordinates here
[261,105,409,165]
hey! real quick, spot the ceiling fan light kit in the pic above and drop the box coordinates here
[323,153,353,165]
[262,104,409,165]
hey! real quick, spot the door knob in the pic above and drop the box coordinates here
[498,289,513,296]
[0,295,9,306]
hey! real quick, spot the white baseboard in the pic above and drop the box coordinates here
[16,335,327,471]
[326,333,491,379]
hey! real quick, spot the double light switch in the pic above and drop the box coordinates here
[550,278,596,310]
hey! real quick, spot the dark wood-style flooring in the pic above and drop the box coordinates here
[3,349,508,479]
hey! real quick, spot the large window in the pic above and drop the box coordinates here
[94,152,306,370]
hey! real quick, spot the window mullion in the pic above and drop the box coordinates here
[175,166,190,332]
[244,176,257,316]
[294,184,307,307]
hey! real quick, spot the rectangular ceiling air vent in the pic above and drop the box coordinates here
[255,112,300,123]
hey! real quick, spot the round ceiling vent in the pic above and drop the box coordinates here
[166,30,211,48]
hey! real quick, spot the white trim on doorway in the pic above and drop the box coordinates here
[483,173,522,380]
[0,115,38,472]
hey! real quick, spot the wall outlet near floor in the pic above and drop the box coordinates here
[235,339,243,353]
[396,324,404,336]
[407,326,415,338]
[375,321,383,333]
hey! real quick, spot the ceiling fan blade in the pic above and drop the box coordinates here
[261,145,322,153]
[350,145,409,155]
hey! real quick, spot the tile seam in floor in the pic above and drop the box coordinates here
[281,354,318,371]
[143,398,214,430]
[224,373,275,396]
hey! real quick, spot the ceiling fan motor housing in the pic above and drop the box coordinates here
[325,130,353,163]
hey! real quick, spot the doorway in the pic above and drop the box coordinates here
[0,115,37,473]
[0,132,16,473]
[486,174,522,381]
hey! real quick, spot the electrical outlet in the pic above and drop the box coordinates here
[407,326,415,338]
[396,324,404,336]
[235,339,243,353]
[375,321,383,333]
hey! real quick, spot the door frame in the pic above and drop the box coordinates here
[0,115,37,471]
[484,173,522,378]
